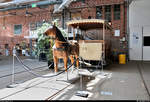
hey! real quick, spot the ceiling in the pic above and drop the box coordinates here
[0,0,12,3]
[0,0,63,17]
[0,0,45,8]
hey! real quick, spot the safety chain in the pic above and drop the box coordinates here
[14,54,77,78]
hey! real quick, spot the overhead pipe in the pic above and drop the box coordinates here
[0,0,63,12]
[0,0,40,7]
[53,0,73,13]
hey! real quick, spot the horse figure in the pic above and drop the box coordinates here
[44,25,79,72]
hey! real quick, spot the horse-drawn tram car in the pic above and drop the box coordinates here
[66,19,112,68]
[44,19,112,72]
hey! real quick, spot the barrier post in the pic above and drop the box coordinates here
[75,57,88,98]
[80,74,83,91]
[67,70,69,81]
[7,53,18,88]
[12,53,15,84]
[101,57,104,74]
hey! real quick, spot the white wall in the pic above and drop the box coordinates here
[129,0,150,60]
[129,0,150,27]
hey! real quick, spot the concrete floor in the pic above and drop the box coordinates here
[0,56,150,100]
[0,56,50,89]
[52,61,150,100]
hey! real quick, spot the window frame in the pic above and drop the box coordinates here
[14,24,22,35]
[105,5,111,22]
[114,4,121,20]
[96,6,102,19]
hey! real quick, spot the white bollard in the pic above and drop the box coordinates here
[12,53,15,84]
[7,53,18,88]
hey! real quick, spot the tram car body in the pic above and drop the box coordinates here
[66,19,112,67]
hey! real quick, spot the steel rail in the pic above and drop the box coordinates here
[136,61,150,100]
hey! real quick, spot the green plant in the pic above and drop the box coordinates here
[35,20,68,61]
[34,22,54,60]
[47,39,54,60]
[20,41,26,49]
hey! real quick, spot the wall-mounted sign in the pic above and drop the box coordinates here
[114,30,120,36]
[32,4,37,8]
[132,32,139,44]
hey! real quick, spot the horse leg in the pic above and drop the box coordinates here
[75,55,79,69]
[69,55,75,73]
[64,57,68,72]
[53,56,58,73]
[70,55,74,67]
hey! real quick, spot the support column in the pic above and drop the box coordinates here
[29,38,32,58]
[121,4,125,37]
[62,9,65,29]
[73,28,75,40]
[103,23,105,61]
[102,5,105,19]
[111,5,114,22]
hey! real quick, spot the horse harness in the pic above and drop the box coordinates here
[53,41,70,52]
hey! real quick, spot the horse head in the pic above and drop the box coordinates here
[44,25,67,43]
[44,25,57,40]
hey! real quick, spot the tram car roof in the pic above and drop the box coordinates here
[66,19,112,31]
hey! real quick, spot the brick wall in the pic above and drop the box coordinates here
[0,5,54,56]
[0,0,127,55]
[69,0,127,52]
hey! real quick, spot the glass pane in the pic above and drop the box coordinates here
[114,4,120,20]
[105,5,111,12]
[14,25,22,34]
[105,5,111,21]
[29,22,37,31]
[114,5,120,11]
[96,6,102,19]
[114,12,120,20]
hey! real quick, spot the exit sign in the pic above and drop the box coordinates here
[32,4,37,8]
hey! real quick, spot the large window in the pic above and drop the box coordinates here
[14,24,22,35]
[29,20,50,31]
[114,4,120,20]
[29,22,37,31]
[105,5,111,22]
[96,6,102,19]
[75,0,85,3]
